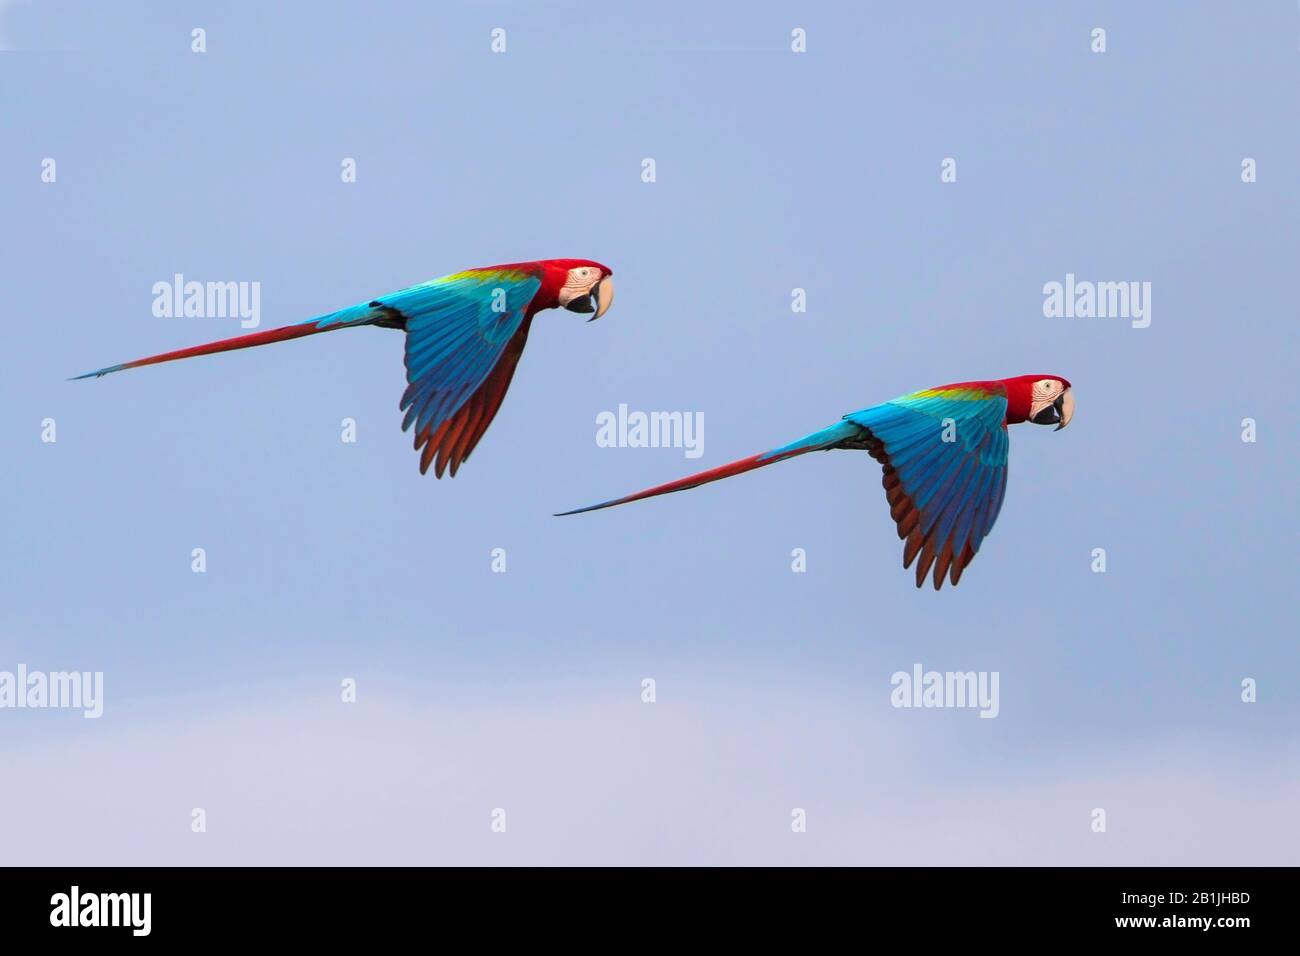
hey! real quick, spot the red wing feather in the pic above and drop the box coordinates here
[413,321,533,478]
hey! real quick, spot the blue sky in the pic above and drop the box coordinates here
[1,1,1297,864]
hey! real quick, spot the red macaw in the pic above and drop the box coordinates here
[74,259,614,477]
[559,375,1074,589]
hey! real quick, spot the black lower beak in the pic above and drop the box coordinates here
[565,293,596,315]
[1031,395,1065,426]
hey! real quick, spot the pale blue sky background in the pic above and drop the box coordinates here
[1,1,1297,864]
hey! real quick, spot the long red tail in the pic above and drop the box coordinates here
[71,320,360,380]
[555,420,859,516]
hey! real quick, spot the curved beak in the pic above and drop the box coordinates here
[562,275,615,321]
[1030,387,1075,429]
[1055,388,1074,430]
[590,274,614,321]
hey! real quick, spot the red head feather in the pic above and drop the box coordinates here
[999,374,1072,424]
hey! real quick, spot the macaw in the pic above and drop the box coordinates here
[558,375,1074,590]
[73,259,615,477]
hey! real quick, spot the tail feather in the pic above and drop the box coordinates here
[555,420,859,516]
[71,307,374,380]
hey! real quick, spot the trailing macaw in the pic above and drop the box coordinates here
[74,259,614,477]
[558,375,1074,590]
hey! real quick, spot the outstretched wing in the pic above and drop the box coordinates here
[371,268,542,477]
[414,317,535,477]
[845,385,1010,589]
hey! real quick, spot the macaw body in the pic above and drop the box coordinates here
[559,375,1074,590]
[75,259,615,477]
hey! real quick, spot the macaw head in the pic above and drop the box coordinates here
[1004,374,1074,429]
[542,259,615,320]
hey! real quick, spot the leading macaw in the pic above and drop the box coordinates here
[558,375,1074,590]
[74,259,614,477]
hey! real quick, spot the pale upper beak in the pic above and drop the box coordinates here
[1055,388,1074,430]
[563,274,615,321]
[1031,388,1075,430]
[590,274,614,320]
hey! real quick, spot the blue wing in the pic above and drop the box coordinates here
[845,385,1010,589]
[325,269,543,476]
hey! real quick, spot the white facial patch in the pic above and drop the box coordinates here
[1029,379,1064,420]
[557,267,601,307]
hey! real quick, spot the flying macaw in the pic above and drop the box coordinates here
[73,259,614,477]
[558,375,1074,590]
